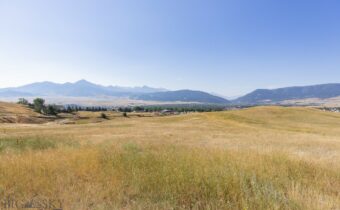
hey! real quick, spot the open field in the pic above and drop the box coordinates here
[0,105,339,209]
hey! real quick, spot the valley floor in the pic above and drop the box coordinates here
[0,106,339,209]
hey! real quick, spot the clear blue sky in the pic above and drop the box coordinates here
[0,0,339,96]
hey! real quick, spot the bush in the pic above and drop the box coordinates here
[17,98,29,105]
[45,105,58,116]
[101,113,108,119]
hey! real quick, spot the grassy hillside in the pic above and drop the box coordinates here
[0,101,53,123]
[0,106,339,209]
[0,101,36,115]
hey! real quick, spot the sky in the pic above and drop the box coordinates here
[0,0,340,97]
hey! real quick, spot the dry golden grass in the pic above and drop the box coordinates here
[0,102,52,124]
[0,106,339,209]
[0,102,33,114]
[56,111,155,125]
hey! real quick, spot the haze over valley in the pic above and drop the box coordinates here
[2,80,340,107]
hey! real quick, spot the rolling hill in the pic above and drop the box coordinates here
[0,101,52,123]
[234,83,340,104]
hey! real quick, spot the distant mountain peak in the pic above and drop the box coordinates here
[74,79,94,85]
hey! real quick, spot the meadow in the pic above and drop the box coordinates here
[0,105,339,209]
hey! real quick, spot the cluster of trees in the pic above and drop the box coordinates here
[320,107,340,113]
[17,98,29,105]
[18,98,111,116]
[63,104,227,114]
[18,98,59,115]
[117,107,133,112]
[64,106,108,113]
[129,104,226,113]
[18,97,230,116]
[115,105,226,113]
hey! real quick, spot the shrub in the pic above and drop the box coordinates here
[100,113,108,119]
[17,98,29,105]
[45,105,59,116]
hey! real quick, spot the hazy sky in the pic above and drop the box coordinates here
[0,0,339,96]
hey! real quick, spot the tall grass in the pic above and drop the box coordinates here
[0,142,338,209]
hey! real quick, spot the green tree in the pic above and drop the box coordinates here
[17,98,29,105]
[33,98,45,113]
[133,106,144,112]
[45,105,58,116]
[67,106,73,113]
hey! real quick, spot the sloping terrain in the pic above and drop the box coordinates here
[0,102,52,123]
[209,106,340,133]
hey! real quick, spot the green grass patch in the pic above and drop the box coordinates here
[0,136,79,152]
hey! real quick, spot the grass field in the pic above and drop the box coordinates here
[0,105,339,209]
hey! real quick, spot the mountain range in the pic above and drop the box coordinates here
[0,80,229,104]
[235,83,340,104]
[135,90,229,104]
[0,80,167,97]
[2,80,340,105]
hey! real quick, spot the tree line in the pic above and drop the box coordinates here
[134,104,226,113]
[18,98,229,116]
[18,98,59,115]
[18,98,109,115]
